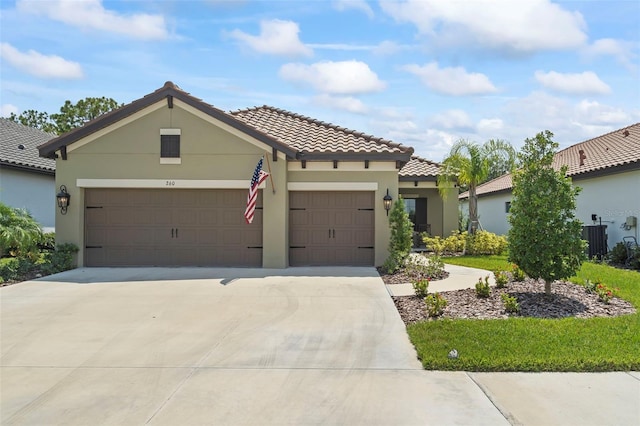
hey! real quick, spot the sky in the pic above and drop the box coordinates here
[1,0,639,162]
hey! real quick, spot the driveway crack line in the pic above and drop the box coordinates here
[144,319,242,425]
[466,372,520,426]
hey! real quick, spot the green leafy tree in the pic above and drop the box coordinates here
[51,97,122,134]
[7,97,122,135]
[9,110,56,134]
[384,196,414,272]
[438,139,516,234]
[0,203,43,258]
[507,130,586,295]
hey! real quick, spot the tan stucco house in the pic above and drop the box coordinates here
[38,82,457,268]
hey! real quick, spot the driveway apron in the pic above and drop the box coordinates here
[1,267,506,425]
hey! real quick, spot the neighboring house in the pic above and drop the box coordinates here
[38,82,457,268]
[460,123,640,250]
[0,118,56,231]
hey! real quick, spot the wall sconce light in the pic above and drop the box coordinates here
[56,185,70,215]
[383,189,393,216]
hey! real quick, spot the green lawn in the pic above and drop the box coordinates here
[406,256,640,371]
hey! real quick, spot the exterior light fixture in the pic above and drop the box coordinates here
[56,185,70,215]
[383,189,393,216]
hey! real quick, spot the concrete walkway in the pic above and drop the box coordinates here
[386,263,496,296]
[1,267,638,425]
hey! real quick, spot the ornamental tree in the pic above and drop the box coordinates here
[507,131,586,295]
[384,196,414,272]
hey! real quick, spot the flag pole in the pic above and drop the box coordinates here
[265,152,276,194]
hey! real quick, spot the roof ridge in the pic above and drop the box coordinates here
[410,155,442,167]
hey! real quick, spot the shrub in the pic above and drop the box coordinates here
[494,270,509,288]
[384,197,413,272]
[607,242,628,265]
[584,278,598,293]
[405,253,446,281]
[423,231,468,255]
[511,264,526,281]
[0,257,35,281]
[466,230,507,255]
[501,293,520,314]
[475,276,491,298]
[595,283,618,304]
[0,203,43,258]
[39,243,79,275]
[412,279,429,298]
[425,292,447,317]
[422,235,445,255]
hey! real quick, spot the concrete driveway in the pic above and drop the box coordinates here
[2,267,638,425]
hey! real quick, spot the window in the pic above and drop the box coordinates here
[505,201,511,213]
[160,129,181,164]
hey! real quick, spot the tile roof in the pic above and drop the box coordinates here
[460,123,640,199]
[553,122,640,176]
[1,118,55,173]
[40,82,414,163]
[399,156,441,180]
[230,105,413,159]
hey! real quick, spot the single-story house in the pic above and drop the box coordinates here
[38,82,457,268]
[1,118,56,231]
[460,123,640,251]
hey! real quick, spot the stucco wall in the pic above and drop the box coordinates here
[0,166,55,231]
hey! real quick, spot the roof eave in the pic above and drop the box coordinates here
[37,84,299,159]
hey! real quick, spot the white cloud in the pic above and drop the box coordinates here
[534,70,611,95]
[228,19,312,57]
[477,118,504,133]
[314,94,369,114]
[575,100,630,125]
[333,0,374,18]
[430,109,474,131]
[279,60,386,95]
[1,104,19,117]
[16,0,169,40]
[403,62,497,96]
[504,91,636,149]
[0,43,83,79]
[582,38,636,69]
[380,0,586,53]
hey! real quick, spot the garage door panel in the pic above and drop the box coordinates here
[289,191,374,266]
[85,189,262,267]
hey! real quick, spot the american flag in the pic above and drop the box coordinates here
[244,157,269,224]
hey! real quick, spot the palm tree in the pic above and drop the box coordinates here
[437,139,516,234]
[0,203,43,258]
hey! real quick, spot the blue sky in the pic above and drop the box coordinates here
[1,0,638,162]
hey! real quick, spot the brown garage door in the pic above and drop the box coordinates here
[85,188,262,267]
[289,191,374,266]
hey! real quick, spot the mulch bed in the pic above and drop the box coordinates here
[392,278,636,325]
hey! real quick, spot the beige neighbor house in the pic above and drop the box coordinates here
[460,123,640,255]
[1,118,56,231]
[38,82,457,268]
